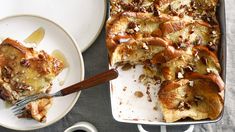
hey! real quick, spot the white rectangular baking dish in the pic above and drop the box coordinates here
[108,0,226,126]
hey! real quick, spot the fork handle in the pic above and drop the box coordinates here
[60,69,118,96]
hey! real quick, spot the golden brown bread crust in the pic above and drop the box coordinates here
[109,37,169,65]
[20,98,52,122]
[162,21,220,52]
[184,72,224,92]
[158,78,223,122]
[0,38,64,122]
[151,45,184,64]
[106,12,172,65]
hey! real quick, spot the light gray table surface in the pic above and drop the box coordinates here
[1,0,235,131]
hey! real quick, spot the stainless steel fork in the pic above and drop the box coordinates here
[11,69,118,116]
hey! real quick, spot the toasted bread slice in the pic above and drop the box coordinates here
[110,37,168,65]
[150,45,221,80]
[184,72,224,92]
[162,21,220,52]
[158,78,223,122]
[106,12,170,65]
[0,38,64,122]
[110,0,156,15]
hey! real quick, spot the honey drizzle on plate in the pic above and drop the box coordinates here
[24,27,45,45]
[51,50,69,68]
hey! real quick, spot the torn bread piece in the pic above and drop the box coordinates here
[0,38,64,122]
[20,98,52,122]
[150,45,220,80]
[158,78,223,122]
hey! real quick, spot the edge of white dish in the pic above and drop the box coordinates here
[81,0,107,52]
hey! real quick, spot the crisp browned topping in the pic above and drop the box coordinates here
[20,59,30,67]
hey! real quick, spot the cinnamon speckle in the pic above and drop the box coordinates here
[123,86,127,91]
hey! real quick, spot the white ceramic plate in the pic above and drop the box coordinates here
[0,0,106,52]
[0,15,84,130]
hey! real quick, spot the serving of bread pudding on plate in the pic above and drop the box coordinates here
[106,0,224,122]
[0,38,64,122]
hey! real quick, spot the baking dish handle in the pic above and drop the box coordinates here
[137,125,194,132]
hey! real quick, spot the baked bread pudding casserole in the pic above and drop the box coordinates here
[106,0,224,122]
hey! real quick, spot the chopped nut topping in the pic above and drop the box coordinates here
[153,76,161,84]
[133,0,144,5]
[120,2,134,11]
[121,63,133,71]
[168,4,172,11]
[177,72,184,79]
[14,83,32,91]
[153,8,160,16]
[207,42,217,51]
[38,54,45,60]
[119,38,130,44]
[189,29,194,34]
[212,30,217,35]
[193,51,200,61]
[179,13,184,18]
[142,42,149,50]
[194,95,204,101]
[134,26,140,32]
[178,101,191,111]
[194,37,202,45]
[126,22,140,34]
[20,59,30,67]
[189,81,194,87]
[206,68,217,74]
[126,29,135,34]
[200,56,208,65]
